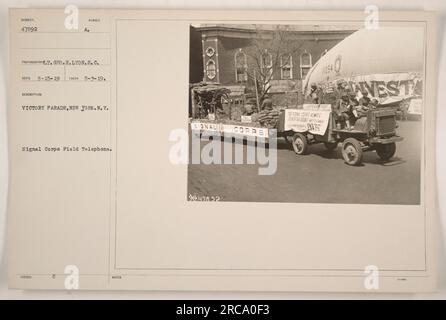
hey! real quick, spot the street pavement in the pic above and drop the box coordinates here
[188,120,421,205]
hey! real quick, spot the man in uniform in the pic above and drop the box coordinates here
[347,92,359,122]
[261,94,273,111]
[355,90,372,117]
[334,94,352,130]
[358,90,371,107]
[308,83,322,104]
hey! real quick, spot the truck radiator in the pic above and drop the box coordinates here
[376,115,396,136]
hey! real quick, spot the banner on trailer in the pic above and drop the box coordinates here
[221,124,269,138]
[190,122,220,133]
[284,109,331,135]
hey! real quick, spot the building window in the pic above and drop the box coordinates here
[281,53,293,80]
[300,51,312,79]
[260,50,273,80]
[206,59,216,80]
[235,49,248,83]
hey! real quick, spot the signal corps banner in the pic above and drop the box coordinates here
[190,122,269,138]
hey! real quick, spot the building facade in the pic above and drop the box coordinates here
[191,24,358,105]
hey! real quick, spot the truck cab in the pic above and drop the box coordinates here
[287,106,403,166]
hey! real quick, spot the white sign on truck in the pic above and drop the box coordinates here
[284,105,331,135]
[190,122,220,133]
[221,124,269,138]
[190,121,269,138]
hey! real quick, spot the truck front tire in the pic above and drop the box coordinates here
[341,138,363,166]
[375,142,396,161]
[291,133,308,155]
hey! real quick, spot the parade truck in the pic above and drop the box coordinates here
[294,26,425,165]
[189,83,402,166]
[189,27,422,166]
[276,104,403,166]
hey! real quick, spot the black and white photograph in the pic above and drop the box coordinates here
[3,5,441,297]
[188,23,424,205]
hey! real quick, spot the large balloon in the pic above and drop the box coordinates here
[303,26,424,102]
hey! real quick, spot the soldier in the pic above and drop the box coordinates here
[336,80,349,97]
[359,90,371,107]
[348,92,358,105]
[334,94,352,130]
[399,99,409,120]
[309,83,322,104]
[354,90,372,118]
[348,92,359,121]
[261,94,273,111]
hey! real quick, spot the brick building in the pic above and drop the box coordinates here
[190,24,358,106]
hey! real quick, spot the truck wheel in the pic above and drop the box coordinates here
[292,133,308,155]
[376,142,396,161]
[341,138,363,166]
[324,142,338,151]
